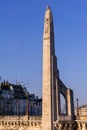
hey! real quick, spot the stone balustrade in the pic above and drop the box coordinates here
[0,116,42,129]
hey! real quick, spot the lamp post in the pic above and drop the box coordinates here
[26,92,29,120]
[76,98,79,115]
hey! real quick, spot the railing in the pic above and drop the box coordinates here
[0,116,42,127]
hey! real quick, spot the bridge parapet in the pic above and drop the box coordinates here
[54,120,76,130]
[0,116,42,127]
[58,115,74,121]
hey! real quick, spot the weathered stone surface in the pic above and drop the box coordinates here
[42,6,57,130]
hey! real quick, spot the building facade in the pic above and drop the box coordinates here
[0,81,27,116]
[0,81,42,117]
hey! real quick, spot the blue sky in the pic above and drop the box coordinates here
[0,0,87,107]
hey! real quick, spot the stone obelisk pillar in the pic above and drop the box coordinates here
[42,6,58,130]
